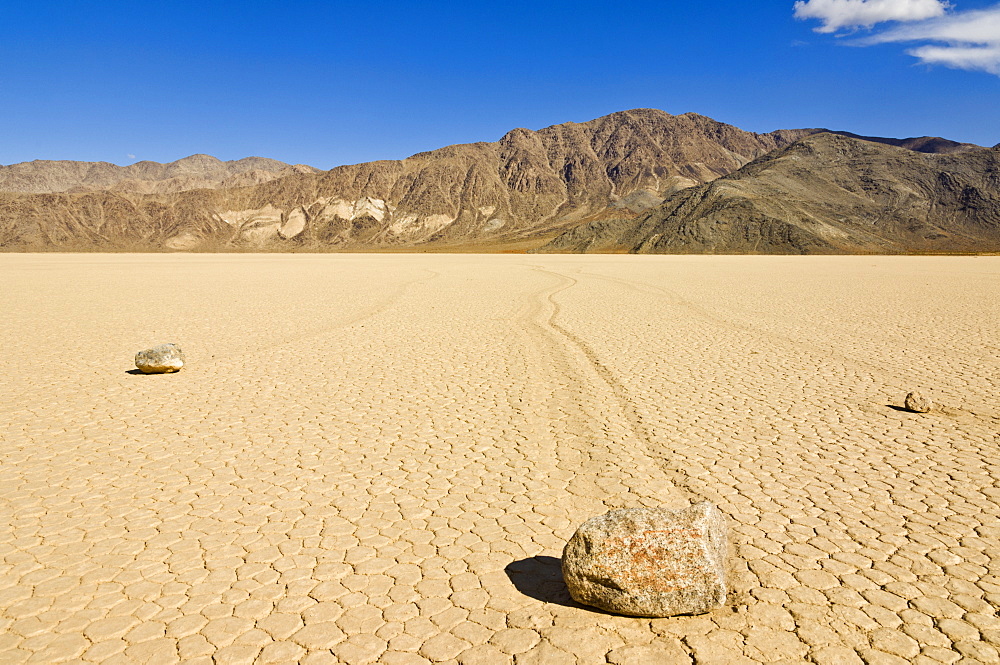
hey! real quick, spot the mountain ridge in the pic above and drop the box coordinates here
[1,109,827,249]
[0,109,994,253]
[0,154,321,195]
[540,132,1000,254]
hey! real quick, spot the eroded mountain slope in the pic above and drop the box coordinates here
[542,133,1000,254]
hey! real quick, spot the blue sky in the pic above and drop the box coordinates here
[1,0,997,168]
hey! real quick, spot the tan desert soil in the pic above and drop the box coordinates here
[0,254,997,664]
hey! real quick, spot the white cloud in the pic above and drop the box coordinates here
[794,0,951,32]
[796,2,1000,75]
[866,6,1000,73]
[906,43,1000,72]
[864,5,1000,41]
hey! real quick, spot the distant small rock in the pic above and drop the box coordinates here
[562,501,728,617]
[904,391,933,413]
[135,343,185,374]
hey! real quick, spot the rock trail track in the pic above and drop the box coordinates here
[0,253,997,664]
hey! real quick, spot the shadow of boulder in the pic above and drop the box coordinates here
[505,555,592,609]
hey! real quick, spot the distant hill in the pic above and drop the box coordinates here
[0,109,994,253]
[828,133,980,155]
[0,154,321,195]
[540,132,1000,254]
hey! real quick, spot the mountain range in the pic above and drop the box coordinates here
[542,131,1000,254]
[0,154,320,195]
[1,109,996,253]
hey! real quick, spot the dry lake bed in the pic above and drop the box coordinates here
[1,253,998,664]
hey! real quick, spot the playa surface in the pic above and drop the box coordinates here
[1,253,997,665]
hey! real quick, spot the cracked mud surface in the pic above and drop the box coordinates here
[1,254,997,664]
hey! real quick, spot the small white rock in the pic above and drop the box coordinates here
[135,343,185,374]
[904,391,933,413]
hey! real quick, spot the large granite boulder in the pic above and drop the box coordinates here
[562,501,728,617]
[135,343,185,374]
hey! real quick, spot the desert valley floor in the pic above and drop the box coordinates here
[0,253,998,665]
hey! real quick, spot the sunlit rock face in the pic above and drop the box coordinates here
[562,502,728,617]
